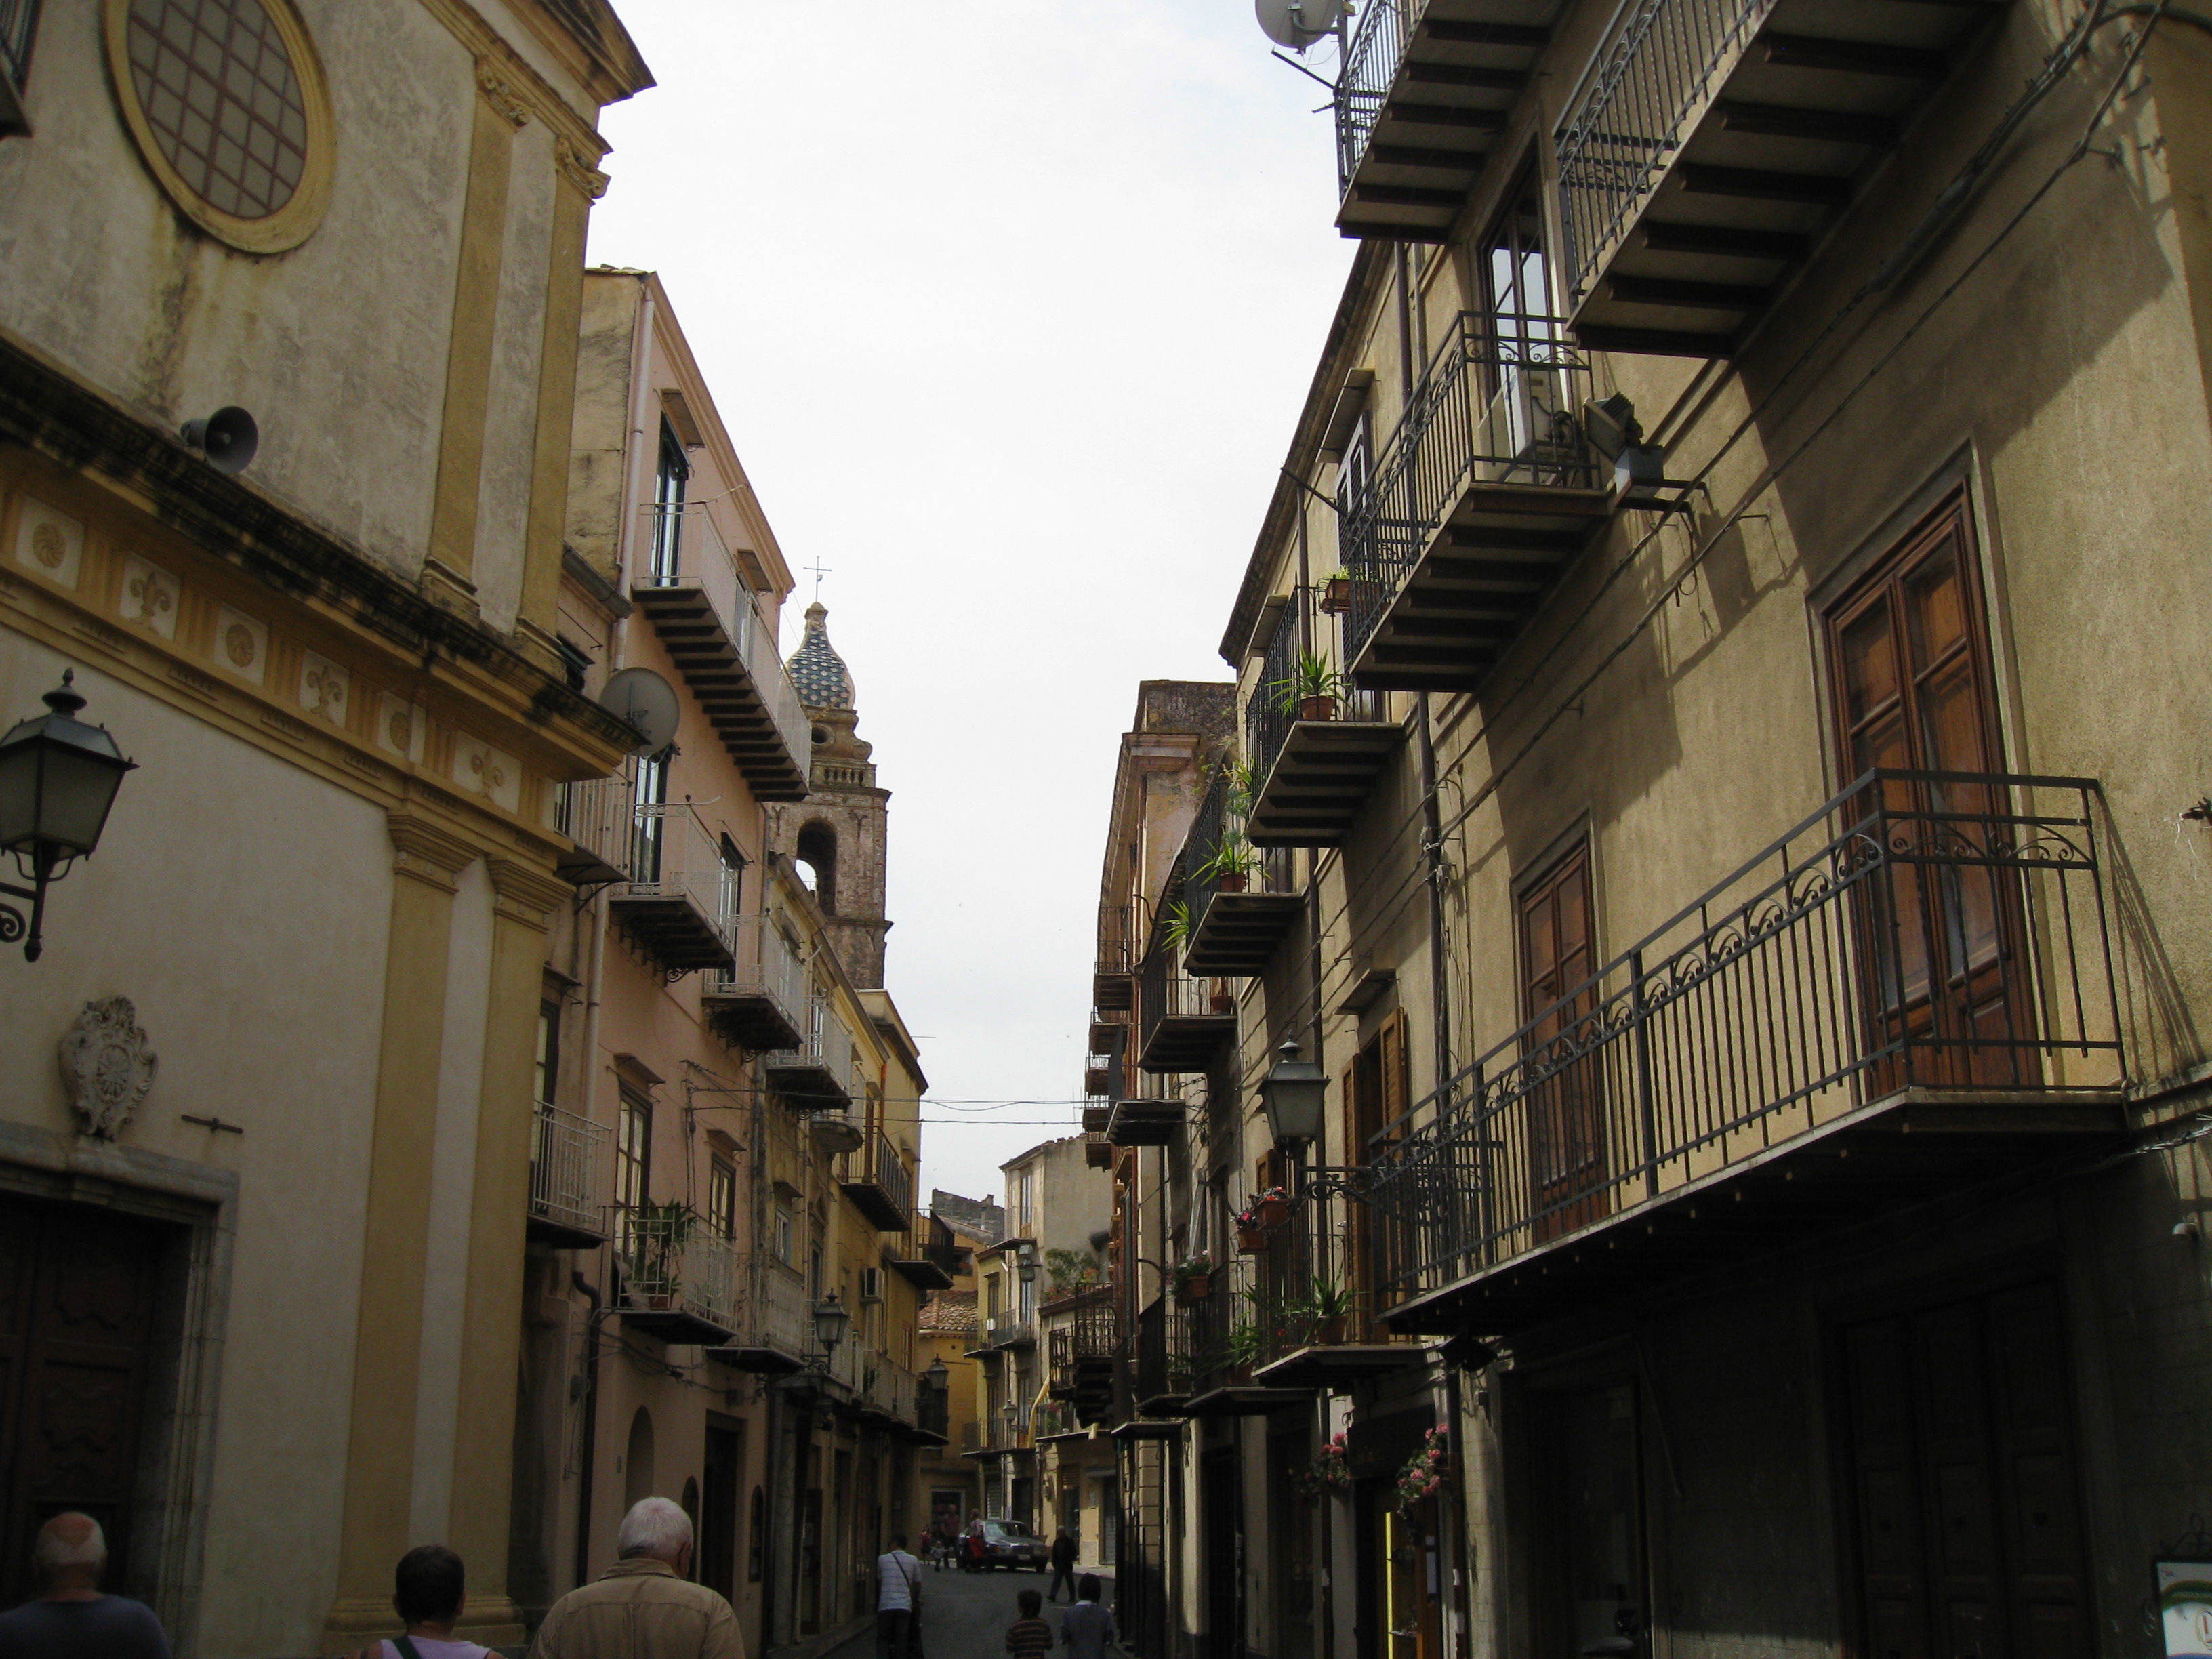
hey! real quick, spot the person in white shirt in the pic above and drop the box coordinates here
[876,1534,923,1659]
[351,1544,490,1659]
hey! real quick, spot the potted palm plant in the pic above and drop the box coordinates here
[1199,834,1259,893]
[1295,1274,1359,1345]
[1209,977,1235,1015]
[1273,651,1345,722]
[1158,899,1193,954]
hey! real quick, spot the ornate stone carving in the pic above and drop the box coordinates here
[555,138,610,200]
[59,997,158,1141]
[475,58,532,128]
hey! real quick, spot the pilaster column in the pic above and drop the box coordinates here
[445,857,572,1645]
[321,813,478,1652]
[514,142,608,670]
[422,62,529,616]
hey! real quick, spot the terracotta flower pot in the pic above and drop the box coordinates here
[1177,1274,1211,1303]
[1210,991,1235,1014]
[1217,873,1248,893]
[1299,695,1338,722]
[1314,1315,1345,1346]
[1237,1225,1269,1255]
[1319,578,1353,615]
[1256,1197,1290,1228]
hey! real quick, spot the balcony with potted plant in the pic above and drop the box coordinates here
[1134,892,1233,1073]
[1181,764,1304,978]
[616,1200,739,1346]
[1242,588,1399,849]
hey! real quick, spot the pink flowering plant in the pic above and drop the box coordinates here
[1293,1431,1352,1501]
[1235,1187,1292,1229]
[1393,1424,1450,1516]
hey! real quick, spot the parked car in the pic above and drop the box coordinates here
[981,1518,1047,1570]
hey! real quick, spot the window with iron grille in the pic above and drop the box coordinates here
[710,1158,736,1241]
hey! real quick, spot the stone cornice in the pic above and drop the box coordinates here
[0,326,636,779]
[486,856,572,928]
[417,0,648,151]
[389,812,480,891]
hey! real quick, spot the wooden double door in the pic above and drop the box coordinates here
[1839,1281,2089,1658]
[1827,495,2029,1087]
[0,1195,167,1610]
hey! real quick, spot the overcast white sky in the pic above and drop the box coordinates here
[586,3,1355,1204]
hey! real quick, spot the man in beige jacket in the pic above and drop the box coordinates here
[528,1496,743,1659]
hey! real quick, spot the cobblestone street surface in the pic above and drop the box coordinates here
[823,1559,1113,1659]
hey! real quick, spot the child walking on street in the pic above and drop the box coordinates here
[1005,1589,1053,1659]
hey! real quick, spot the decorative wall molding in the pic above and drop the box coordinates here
[388,811,479,892]
[554,138,610,201]
[58,996,159,1141]
[487,857,572,931]
[474,58,533,128]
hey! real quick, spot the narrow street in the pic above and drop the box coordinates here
[830,1560,1111,1659]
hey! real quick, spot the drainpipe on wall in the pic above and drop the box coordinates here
[571,1272,603,1592]
[1416,695,1452,1097]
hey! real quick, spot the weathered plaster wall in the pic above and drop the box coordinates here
[0,640,390,1656]
[0,1,480,577]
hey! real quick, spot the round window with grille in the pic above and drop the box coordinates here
[105,0,334,254]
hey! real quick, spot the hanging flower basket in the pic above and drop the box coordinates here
[1177,1272,1212,1303]
[1256,1196,1291,1228]
[1237,1225,1269,1255]
[1319,577,1354,615]
[1393,1424,1452,1517]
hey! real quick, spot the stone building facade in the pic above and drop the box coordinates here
[1097,7,2212,1659]
[0,5,649,1654]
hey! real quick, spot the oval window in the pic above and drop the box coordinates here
[106,0,334,254]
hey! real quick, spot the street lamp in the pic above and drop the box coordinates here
[0,671,134,962]
[1260,1039,1328,1152]
[1015,1244,1037,1285]
[925,1357,949,1392]
[812,1293,850,1361]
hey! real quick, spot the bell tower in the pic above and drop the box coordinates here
[771,602,892,987]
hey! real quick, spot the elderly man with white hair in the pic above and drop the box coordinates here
[527,1495,742,1659]
[0,1511,169,1658]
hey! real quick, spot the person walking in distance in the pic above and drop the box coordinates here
[528,1496,742,1659]
[964,1516,987,1574]
[875,1533,922,1659]
[350,1545,489,1659]
[1046,1528,1078,1603]
[1060,1575,1115,1659]
[1004,1588,1053,1659]
[0,1513,168,1659]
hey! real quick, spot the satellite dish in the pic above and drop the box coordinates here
[1257,0,1335,50]
[599,667,679,753]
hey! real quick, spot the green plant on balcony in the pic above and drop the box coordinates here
[1045,1248,1102,1298]
[1285,1274,1360,1346]
[1158,899,1193,953]
[1271,651,1345,720]
[1221,756,1263,821]
[627,1201,692,1308]
[1197,834,1260,893]
[1171,1252,1213,1302]
[1225,1320,1267,1372]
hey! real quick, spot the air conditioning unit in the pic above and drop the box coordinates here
[859,1267,884,1303]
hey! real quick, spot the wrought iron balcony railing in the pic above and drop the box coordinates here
[1340,311,1603,683]
[1367,771,2123,1311]
[1136,943,1234,1074]
[1555,0,1769,305]
[528,1100,607,1246]
[615,1204,739,1343]
[840,1127,915,1233]
[1179,767,1302,977]
[562,781,743,972]
[634,503,811,798]
[702,916,809,1050]
[763,994,860,1108]
[1248,585,1390,786]
[1334,0,1411,192]
[1,0,38,134]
